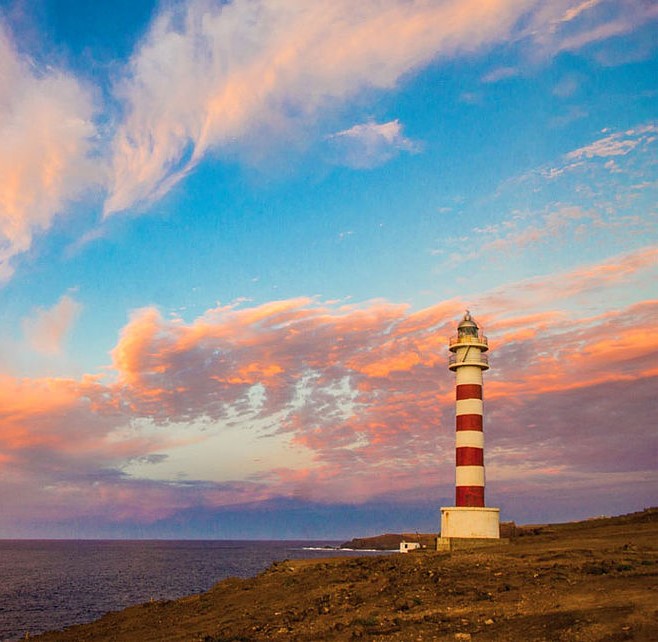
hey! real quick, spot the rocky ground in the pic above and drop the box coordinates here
[33,509,657,641]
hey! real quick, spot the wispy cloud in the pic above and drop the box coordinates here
[0,26,101,282]
[103,0,536,215]
[511,123,658,183]
[564,123,657,161]
[102,0,657,216]
[479,247,658,314]
[557,0,603,25]
[439,122,658,268]
[479,205,594,254]
[552,74,581,97]
[530,0,658,54]
[327,119,419,168]
[481,66,519,83]
[548,105,588,128]
[1,1,656,277]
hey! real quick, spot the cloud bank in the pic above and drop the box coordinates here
[1,248,655,534]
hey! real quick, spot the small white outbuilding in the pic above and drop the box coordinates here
[399,541,421,553]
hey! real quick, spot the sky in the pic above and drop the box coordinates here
[0,0,656,539]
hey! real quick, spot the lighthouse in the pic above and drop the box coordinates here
[440,311,500,542]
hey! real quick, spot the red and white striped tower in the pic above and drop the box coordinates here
[449,311,488,507]
[440,311,500,541]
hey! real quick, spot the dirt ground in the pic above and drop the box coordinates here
[33,509,658,641]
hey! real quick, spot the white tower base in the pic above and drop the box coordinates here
[440,506,500,539]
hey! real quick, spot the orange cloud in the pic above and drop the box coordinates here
[487,300,658,399]
[101,282,656,510]
[3,249,657,527]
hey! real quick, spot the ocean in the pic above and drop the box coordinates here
[0,539,388,641]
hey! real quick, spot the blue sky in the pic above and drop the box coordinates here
[0,0,656,538]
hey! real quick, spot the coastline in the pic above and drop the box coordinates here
[30,509,657,641]
[0,540,383,642]
[339,533,437,551]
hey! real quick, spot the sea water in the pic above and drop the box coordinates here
[0,539,385,641]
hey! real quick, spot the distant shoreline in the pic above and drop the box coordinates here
[339,532,436,550]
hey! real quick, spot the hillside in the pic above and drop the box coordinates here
[340,533,437,550]
[33,509,658,641]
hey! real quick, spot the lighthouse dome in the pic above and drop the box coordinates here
[449,310,489,365]
[458,311,479,336]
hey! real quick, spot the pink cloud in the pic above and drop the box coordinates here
[0,373,142,457]
[487,300,658,396]
[529,0,658,54]
[22,294,83,355]
[480,205,594,255]
[0,26,100,281]
[0,370,221,526]
[480,246,658,310]
[557,0,603,24]
[105,0,531,213]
